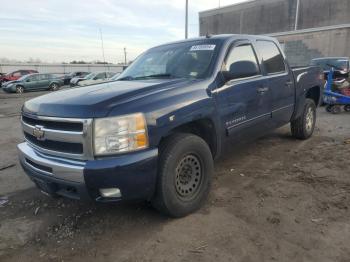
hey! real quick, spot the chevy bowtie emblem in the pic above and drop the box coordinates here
[33,125,45,140]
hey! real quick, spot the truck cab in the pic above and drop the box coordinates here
[18,35,323,217]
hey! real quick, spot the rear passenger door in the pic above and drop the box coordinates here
[214,41,273,142]
[255,40,295,127]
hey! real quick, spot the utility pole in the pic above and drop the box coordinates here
[99,28,106,70]
[185,0,188,39]
[294,0,300,30]
[123,47,127,65]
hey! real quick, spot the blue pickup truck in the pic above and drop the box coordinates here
[18,35,323,217]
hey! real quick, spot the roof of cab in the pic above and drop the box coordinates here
[150,34,278,50]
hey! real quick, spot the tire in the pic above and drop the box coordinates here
[152,133,213,217]
[291,98,316,140]
[49,83,59,91]
[344,105,350,112]
[16,85,24,94]
[331,105,341,114]
[325,105,333,113]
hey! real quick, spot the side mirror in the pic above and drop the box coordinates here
[223,60,259,81]
[26,79,31,82]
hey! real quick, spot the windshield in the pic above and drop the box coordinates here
[311,59,349,71]
[18,74,30,81]
[118,41,219,80]
[85,72,97,80]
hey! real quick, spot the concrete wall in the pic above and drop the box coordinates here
[200,0,297,35]
[0,63,125,75]
[199,0,350,66]
[277,28,350,66]
[199,0,350,35]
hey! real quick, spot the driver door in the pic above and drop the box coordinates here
[24,75,39,90]
[214,41,273,143]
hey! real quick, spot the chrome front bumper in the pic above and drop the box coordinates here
[17,142,85,183]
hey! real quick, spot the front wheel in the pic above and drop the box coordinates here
[16,85,24,94]
[291,98,316,139]
[344,105,350,112]
[152,133,213,217]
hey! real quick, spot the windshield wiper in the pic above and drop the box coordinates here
[117,73,174,81]
[133,73,174,80]
[117,76,134,81]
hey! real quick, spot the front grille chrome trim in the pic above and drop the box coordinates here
[21,115,93,160]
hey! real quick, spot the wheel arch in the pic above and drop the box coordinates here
[158,118,219,159]
[306,85,321,106]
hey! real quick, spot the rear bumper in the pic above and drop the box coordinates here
[17,142,158,202]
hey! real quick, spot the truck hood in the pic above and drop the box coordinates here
[23,78,192,118]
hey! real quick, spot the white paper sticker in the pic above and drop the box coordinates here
[190,45,216,51]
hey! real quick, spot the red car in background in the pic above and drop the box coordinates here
[0,70,38,86]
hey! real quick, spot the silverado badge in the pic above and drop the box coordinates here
[33,125,45,140]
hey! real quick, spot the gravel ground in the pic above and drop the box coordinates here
[0,89,349,262]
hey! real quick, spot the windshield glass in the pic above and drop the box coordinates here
[118,41,219,80]
[18,74,30,81]
[311,59,349,71]
[85,72,97,79]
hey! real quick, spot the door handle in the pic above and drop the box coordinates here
[257,87,269,93]
[285,81,293,87]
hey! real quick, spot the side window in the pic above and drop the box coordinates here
[31,75,39,81]
[98,73,106,79]
[256,41,286,74]
[223,44,260,79]
[38,74,47,80]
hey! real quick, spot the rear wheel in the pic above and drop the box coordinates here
[331,105,341,114]
[50,83,59,91]
[152,133,213,217]
[291,98,316,139]
[16,85,24,94]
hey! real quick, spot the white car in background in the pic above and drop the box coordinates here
[77,72,117,87]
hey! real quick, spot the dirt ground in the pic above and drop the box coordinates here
[0,89,349,262]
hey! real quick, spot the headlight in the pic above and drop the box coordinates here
[93,113,148,156]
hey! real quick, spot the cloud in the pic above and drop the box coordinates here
[0,0,248,63]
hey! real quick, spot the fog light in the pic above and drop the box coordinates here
[99,188,122,198]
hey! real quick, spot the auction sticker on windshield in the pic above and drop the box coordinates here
[190,45,216,51]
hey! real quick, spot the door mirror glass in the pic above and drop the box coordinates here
[224,60,259,80]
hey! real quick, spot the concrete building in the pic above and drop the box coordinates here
[199,0,350,66]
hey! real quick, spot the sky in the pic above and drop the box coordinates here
[0,0,248,63]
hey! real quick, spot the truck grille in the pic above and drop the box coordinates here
[24,133,83,154]
[22,115,83,132]
[21,114,93,160]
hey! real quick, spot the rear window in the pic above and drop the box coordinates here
[256,40,286,74]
